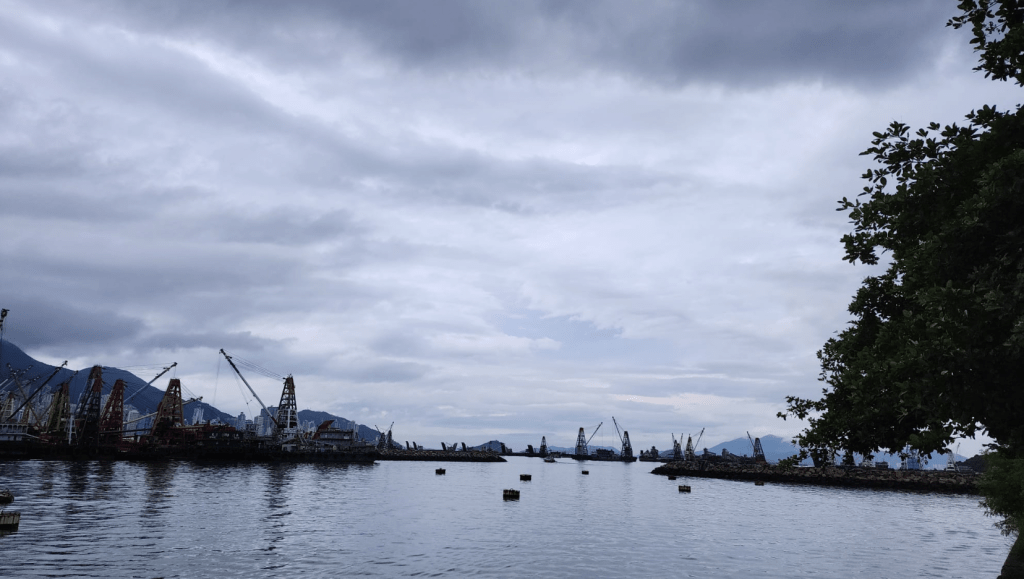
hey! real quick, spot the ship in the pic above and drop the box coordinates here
[569,418,639,463]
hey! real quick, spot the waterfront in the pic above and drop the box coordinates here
[0,457,1011,577]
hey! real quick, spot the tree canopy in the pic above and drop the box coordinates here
[778,3,1024,544]
[781,1,1024,462]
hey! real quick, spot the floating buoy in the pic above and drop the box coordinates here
[503,489,520,501]
[754,481,765,486]
[520,474,532,481]
[678,485,691,493]
[435,468,445,475]
[0,511,20,531]
[667,475,677,481]
[581,470,589,475]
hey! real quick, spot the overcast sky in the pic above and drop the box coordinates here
[1,1,1018,455]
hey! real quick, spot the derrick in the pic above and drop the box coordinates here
[98,379,125,445]
[574,427,588,456]
[44,380,72,440]
[150,378,185,442]
[274,376,299,436]
[73,366,104,447]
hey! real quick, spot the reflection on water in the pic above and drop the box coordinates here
[0,458,1013,578]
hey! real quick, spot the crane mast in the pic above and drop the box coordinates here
[612,417,633,459]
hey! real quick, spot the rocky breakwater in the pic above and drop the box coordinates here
[651,461,978,494]
[377,449,507,462]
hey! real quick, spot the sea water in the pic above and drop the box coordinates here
[0,457,1011,578]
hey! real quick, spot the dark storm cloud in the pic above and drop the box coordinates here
[138,330,278,352]
[340,361,430,384]
[62,0,956,88]
[215,209,362,246]
[0,295,145,351]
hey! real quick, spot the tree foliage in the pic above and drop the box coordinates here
[780,0,1024,461]
[778,1,1024,567]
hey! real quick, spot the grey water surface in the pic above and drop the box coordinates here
[0,457,1011,578]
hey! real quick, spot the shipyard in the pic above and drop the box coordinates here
[0,352,507,464]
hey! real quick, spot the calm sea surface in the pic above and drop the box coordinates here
[0,457,1012,578]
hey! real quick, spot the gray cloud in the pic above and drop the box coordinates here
[0,0,1003,453]
[58,0,958,89]
[0,295,145,351]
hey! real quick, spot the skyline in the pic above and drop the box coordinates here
[2,1,1018,455]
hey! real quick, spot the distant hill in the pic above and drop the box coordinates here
[296,409,381,444]
[0,338,232,423]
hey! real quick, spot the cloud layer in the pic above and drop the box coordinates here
[1,0,1016,455]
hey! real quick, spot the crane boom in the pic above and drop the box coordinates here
[586,422,603,445]
[125,362,178,404]
[694,427,705,450]
[612,417,625,445]
[220,349,279,428]
[122,397,202,427]
[6,361,67,421]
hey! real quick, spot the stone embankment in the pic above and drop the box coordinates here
[377,449,507,462]
[651,461,978,493]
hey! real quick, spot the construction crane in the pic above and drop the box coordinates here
[0,308,8,365]
[692,427,705,457]
[124,362,178,405]
[374,422,394,450]
[747,431,766,462]
[574,422,603,456]
[4,361,67,424]
[220,349,279,431]
[612,417,633,458]
[671,433,683,460]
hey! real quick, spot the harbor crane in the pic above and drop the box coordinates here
[220,349,279,432]
[375,422,394,450]
[612,417,633,459]
[124,362,178,405]
[747,431,766,463]
[575,422,603,456]
[219,350,302,443]
[691,427,705,458]
[4,361,66,424]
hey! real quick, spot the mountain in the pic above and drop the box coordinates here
[296,409,381,444]
[0,338,226,422]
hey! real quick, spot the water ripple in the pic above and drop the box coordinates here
[0,458,1012,578]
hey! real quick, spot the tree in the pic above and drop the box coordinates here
[779,1,1024,575]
